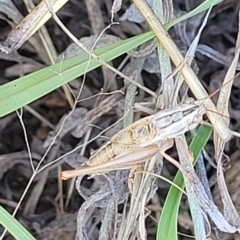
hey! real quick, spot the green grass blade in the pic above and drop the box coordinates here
[0,206,36,240]
[0,31,155,117]
[156,124,213,240]
[165,0,223,30]
[0,0,223,118]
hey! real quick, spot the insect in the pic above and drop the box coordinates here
[61,99,206,180]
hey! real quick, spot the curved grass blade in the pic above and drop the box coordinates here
[165,0,223,30]
[0,206,36,240]
[156,124,213,240]
[0,0,224,118]
[0,31,155,117]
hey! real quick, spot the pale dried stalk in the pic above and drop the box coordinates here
[213,12,240,230]
[0,0,68,53]
[119,2,175,238]
[99,57,145,240]
[132,0,231,141]
[22,0,74,107]
[175,138,238,234]
[176,137,207,239]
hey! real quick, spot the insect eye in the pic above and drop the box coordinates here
[193,114,203,123]
[184,98,195,104]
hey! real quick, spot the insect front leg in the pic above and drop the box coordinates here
[158,139,183,171]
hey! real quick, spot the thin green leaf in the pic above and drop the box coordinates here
[0,0,223,118]
[165,0,223,30]
[156,124,213,240]
[0,31,155,117]
[0,206,36,240]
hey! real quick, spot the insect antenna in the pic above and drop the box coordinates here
[199,72,240,137]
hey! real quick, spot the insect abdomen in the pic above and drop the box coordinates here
[87,143,116,166]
